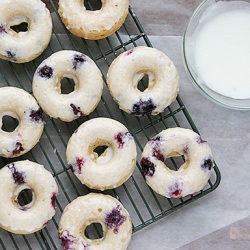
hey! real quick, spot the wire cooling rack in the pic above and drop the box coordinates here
[0,0,221,249]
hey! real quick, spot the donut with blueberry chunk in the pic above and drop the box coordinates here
[0,160,58,234]
[107,46,180,116]
[0,87,44,158]
[140,127,214,198]
[32,50,103,122]
[0,0,52,63]
[59,193,132,250]
[66,118,137,190]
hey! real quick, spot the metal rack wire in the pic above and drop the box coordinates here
[0,1,221,249]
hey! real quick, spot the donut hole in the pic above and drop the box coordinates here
[84,0,102,11]
[8,16,29,34]
[1,115,19,132]
[94,145,109,157]
[165,155,186,171]
[60,77,76,94]
[137,74,149,92]
[16,188,34,210]
[134,71,156,92]
[10,22,28,33]
[89,141,113,163]
[84,222,104,240]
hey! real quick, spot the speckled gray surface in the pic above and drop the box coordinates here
[130,0,201,36]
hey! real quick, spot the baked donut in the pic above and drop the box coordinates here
[66,118,137,190]
[32,50,103,122]
[107,46,180,116]
[0,160,58,234]
[140,127,214,198]
[0,0,52,63]
[0,87,44,158]
[58,0,129,40]
[59,193,132,250]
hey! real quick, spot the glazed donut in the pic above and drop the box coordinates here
[0,0,52,63]
[0,160,58,234]
[66,118,137,190]
[58,0,129,40]
[0,87,44,158]
[59,193,132,250]
[32,50,103,122]
[107,46,180,116]
[140,127,214,198]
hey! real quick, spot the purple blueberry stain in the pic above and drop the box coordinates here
[131,98,156,116]
[6,50,16,61]
[151,139,164,162]
[38,65,53,79]
[12,142,24,156]
[7,163,25,185]
[105,205,126,234]
[51,192,57,210]
[125,49,134,56]
[70,104,85,117]
[169,181,182,198]
[29,108,44,123]
[140,157,155,177]
[171,189,182,198]
[152,147,164,162]
[196,136,207,144]
[0,24,7,34]
[183,144,188,154]
[151,136,162,142]
[82,243,90,250]
[72,53,87,69]
[59,230,77,250]
[70,157,85,174]
[114,131,132,149]
[201,158,214,171]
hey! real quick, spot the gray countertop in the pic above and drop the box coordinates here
[129,1,250,249]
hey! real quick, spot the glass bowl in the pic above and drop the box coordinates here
[183,0,250,110]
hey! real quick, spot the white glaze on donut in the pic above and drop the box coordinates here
[140,128,214,198]
[0,0,52,63]
[58,0,129,40]
[0,160,58,234]
[107,46,180,116]
[0,87,44,158]
[32,50,103,122]
[66,118,137,190]
[58,193,132,250]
